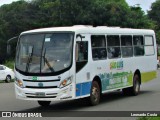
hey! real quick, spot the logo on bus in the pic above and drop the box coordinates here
[38,83,43,87]
[32,76,38,81]
[110,61,123,70]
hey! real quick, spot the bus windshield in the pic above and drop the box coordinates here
[15,33,74,75]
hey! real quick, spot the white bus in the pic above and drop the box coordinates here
[15,25,157,106]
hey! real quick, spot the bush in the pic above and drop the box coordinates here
[4,60,15,69]
[138,117,160,120]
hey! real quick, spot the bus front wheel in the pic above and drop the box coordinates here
[38,101,51,107]
[89,81,100,106]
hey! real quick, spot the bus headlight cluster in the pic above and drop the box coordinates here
[15,78,24,88]
[59,76,72,88]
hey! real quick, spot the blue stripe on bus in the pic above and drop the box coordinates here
[76,84,81,97]
[76,82,92,97]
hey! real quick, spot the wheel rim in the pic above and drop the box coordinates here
[92,86,99,102]
[134,75,140,93]
[135,80,140,93]
[6,76,11,81]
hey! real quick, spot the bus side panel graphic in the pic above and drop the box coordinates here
[99,71,133,91]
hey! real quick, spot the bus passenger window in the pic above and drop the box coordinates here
[108,47,121,58]
[76,41,88,73]
[91,35,107,60]
[121,35,133,57]
[133,36,144,56]
[144,36,154,56]
[107,35,121,59]
[76,42,88,62]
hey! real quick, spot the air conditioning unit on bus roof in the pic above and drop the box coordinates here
[73,25,93,27]
[96,26,120,28]
[72,25,121,29]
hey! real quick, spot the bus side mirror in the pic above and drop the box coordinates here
[76,34,85,52]
[76,34,82,41]
[76,34,85,41]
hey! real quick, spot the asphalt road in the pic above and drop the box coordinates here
[0,70,160,120]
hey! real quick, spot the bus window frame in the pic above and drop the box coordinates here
[106,35,121,59]
[144,35,155,56]
[91,35,107,61]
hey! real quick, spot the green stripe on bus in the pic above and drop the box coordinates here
[141,71,157,83]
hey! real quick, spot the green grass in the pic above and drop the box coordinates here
[0,79,14,83]
[138,117,160,120]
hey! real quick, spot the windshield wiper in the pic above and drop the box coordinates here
[42,48,54,72]
[44,57,54,72]
[25,46,34,72]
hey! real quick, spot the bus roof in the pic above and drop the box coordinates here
[21,25,155,35]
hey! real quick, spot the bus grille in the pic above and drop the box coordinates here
[25,86,58,89]
[23,79,60,82]
[25,93,57,98]
[23,79,60,89]
[26,96,56,98]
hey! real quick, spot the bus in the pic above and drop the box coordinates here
[14,25,157,106]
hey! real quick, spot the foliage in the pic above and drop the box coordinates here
[0,0,156,62]
[4,60,15,69]
[129,7,155,29]
[148,0,160,43]
[137,117,160,120]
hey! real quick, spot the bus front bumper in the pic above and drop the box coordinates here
[15,84,74,101]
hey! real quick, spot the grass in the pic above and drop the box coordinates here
[138,117,160,120]
[0,79,14,83]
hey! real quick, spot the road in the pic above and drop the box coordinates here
[0,70,160,120]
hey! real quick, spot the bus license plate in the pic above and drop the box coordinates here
[36,92,45,97]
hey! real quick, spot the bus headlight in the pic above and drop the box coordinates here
[59,76,72,88]
[15,78,24,88]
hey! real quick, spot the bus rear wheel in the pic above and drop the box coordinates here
[123,74,140,96]
[89,81,100,106]
[132,74,140,95]
[38,101,51,107]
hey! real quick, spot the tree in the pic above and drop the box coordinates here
[90,0,130,27]
[0,1,30,60]
[148,0,160,43]
[128,6,155,29]
[0,0,156,61]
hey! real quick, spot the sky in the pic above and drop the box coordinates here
[0,0,19,6]
[126,0,156,12]
[0,0,157,13]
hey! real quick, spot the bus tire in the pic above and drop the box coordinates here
[38,101,51,107]
[89,81,100,106]
[122,74,140,96]
[131,74,140,96]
